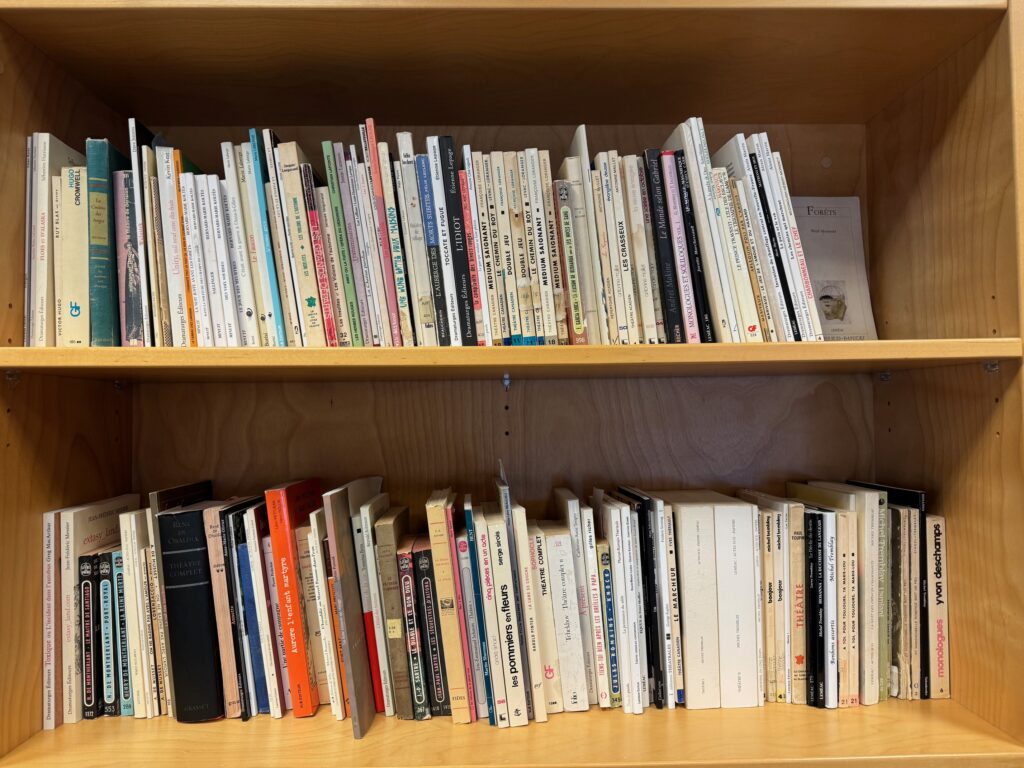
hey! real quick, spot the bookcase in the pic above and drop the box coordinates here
[1,1,1023,765]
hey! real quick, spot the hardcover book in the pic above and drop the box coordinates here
[397,536,431,720]
[413,536,450,716]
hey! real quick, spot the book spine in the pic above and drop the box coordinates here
[878,503,889,703]
[918,509,931,699]
[772,151,823,339]
[322,142,363,346]
[247,131,288,344]
[243,513,283,718]
[128,126,157,347]
[457,532,489,718]
[235,145,272,345]
[376,527,414,719]
[553,181,588,344]
[335,144,373,344]
[86,141,119,346]
[643,149,684,343]
[180,172,213,346]
[140,546,161,716]
[598,543,622,708]
[459,170,486,346]
[790,508,807,704]
[581,509,609,707]
[491,152,523,345]
[362,120,403,344]
[146,545,171,715]
[909,510,922,700]
[414,545,450,716]
[398,550,431,720]
[206,177,240,346]
[263,535,292,710]
[623,157,659,344]
[672,150,715,343]
[219,145,259,347]
[360,511,395,717]
[805,512,819,706]
[300,164,338,347]
[507,152,536,344]
[112,171,144,346]
[42,512,61,728]
[264,133,304,345]
[530,529,563,713]
[238,540,270,714]
[479,153,510,344]
[471,514,506,726]
[823,514,839,709]
[194,176,228,347]
[326,577,350,718]
[80,554,102,718]
[113,551,134,715]
[265,491,319,716]
[714,168,763,341]
[439,137,476,344]
[550,532,588,710]
[636,505,663,707]
[398,137,437,346]
[415,154,451,345]
[380,146,415,346]
[489,520,528,726]
[524,150,556,345]
[926,515,950,698]
[305,533,340,718]
[539,150,568,345]
[730,178,776,341]
[98,552,117,716]
[663,507,684,704]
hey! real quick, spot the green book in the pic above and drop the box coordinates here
[322,140,363,347]
[86,138,130,346]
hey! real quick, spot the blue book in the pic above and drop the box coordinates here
[112,550,134,716]
[97,551,118,716]
[464,505,495,725]
[414,154,452,346]
[85,138,129,346]
[237,540,270,714]
[600,548,621,704]
[248,129,288,346]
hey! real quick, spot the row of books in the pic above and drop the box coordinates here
[43,475,945,734]
[24,119,877,349]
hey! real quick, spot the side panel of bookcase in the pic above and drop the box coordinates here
[867,14,1018,341]
[0,19,125,348]
[0,375,131,756]
[874,362,1024,741]
[131,374,874,524]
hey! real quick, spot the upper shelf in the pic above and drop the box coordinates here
[0,339,1017,382]
[0,1,1004,125]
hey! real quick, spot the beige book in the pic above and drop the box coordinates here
[559,153,607,343]
[760,510,776,699]
[599,151,633,344]
[590,169,618,344]
[142,149,173,347]
[511,502,548,721]
[307,513,344,720]
[729,178,776,341]
[518,151,545,342]
[491,151,522,342]
[294,524,329,701]
[539,150,569,344]
[473,151,504,345]
[277,142,326,346]
[314,187,352,346]
[908,509,921,700]
[144,546,167,715]
[789,504,808,703]
[837,510,851,707]
[772,509,786,702]
[505,152,536,342]
[233,144,271,346]
[426,489,472,723]
[378,143,415,346]
[56,167,88,346]
[356,160,392,346]
[714,168,763,342]
[848,510,860,705]
[897,506,912,699]
[528,524,563,712]
[51,177,63,343]
[622,155,658,344]
[927,514,951,698]
[524,149,557,344]
[202,507,243,718]
[608,151,639,344]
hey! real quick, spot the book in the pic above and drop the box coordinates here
[471,506,509,726]
[527,523,563,713]
[244,504,286,718]
[374,505,415,719]
[85,138,129,346]
[623,156,659,343]
[97,550,117,716]
[218,143,260,346]
[322,478,381,738]
[926,514,951,698]
[360,119,402,344]
[492,151,523,345]
[485,512,527,726]
[264,478,322,717]
[294,525,328,707]
[112,550,133,716]
[235,513,270,714]
[415,153,451,345]
[345,483,386,713]
[55,165,89,346]
[379,143,415,345]
[247,130,289,345]
[112,166,147,344]
[202,504,244,719]
[79,552,102,719]
[642,149,684,342]
[427,137,463,345]
[42,510,62,728]
[359,493,396,716]
[396,134,436,346]
[455,523,489,720]
[670,149,715,342]
[397,536,431,720]
[554,488,597,706]
[413,536,450,716]
[540,521,589,711]
[463,500,496,723]
[594,493,629,711]
[792,197,877,340]
[157,503,224,722]
[595,537,620,708]
[307,510,344,719]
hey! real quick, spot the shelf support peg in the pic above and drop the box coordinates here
[503,373,511,392]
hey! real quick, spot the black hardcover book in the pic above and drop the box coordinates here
[113,550,132,716]
[617,486,665,708]
[847,481,929,699]
[416,152,451,346]
[813,511,827,707]
[747,150,801,340]
[398,539,431,720]
[642,150,684,343]
[97,551,119,717]
[438,135,477,345]
[672,150,715,343]
[804,511,818,707]
[158,505,225,722]
[413,537,450,716]
[79,553,102,719]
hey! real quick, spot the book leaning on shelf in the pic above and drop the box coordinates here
[24,121,878,349]
[42,471,948,732]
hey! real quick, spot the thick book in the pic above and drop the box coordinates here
[413,536,450,716]
[527,523,563,714]
[157,504,224,722]
[554,488,597,707]
[112,550,133,716]
[397,536,431,720]
[926,515,951,698]
[374,506,415,719]
[594,494,628,711]
[85,139,129,346]
[485,512,527,726]
[202,504,244,719]
[79,553,102,719]
[322,478,381,738]
[264,478,322,717]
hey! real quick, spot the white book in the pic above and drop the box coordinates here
[714,168,763,342]
[662,499,685,705]
[491,151,523,343]
[486,512,528,726]
[456,529,489,720]
[565,128,607,344]
[42,510,61,727]
[478,152,509,343]
[711,133,793,341]
[579,501,609,707]
[263,534,292,710]
[223,509,257,715]
[527,524,563,713]
[205,175,240,346]
[117,511,149,719]
[234,145,271,345]
[219,144,260,347]
[651,494,675,709]
[59,494,139,723]
[559,154,604,344]
[314,186,352,346]
[243,508,285,718]
[378,142,415,346]
[664,123,736,341]
[244,144,286,346]
[611,496,641,712]
[359,493,395,716]
[554,488,596,705]
[596,153,629,344]
[664,491,720,709]
[463,145,493,346]
[525,148,557,344]
[542,522,588,711]
[357,161,391,347]
[594,493,631,712]
[730,177,777,341]
[623,156,659,344]
[345,153,382,346]
[822,510,840,708]
[31,133,84,346]
[752,502,766,706]
[194,176,228,346]
[539,150,568,345]
[155,146,190,346]
[511,503,547,721]
[307,512,344,720]
[627,506,648,710]
[772,508,787,702]
[179,173,213,346]
[261,131,302,345]
[427,136,462,346]
[126,120,154,346]
[397,134,437,345]
[609,152,640,344]
[473,508,510,727]
[140,145,170,346]
[772,152,823,340]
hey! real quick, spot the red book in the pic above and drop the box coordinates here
[265,478,323,717]
[300,163,338,347]
[458,169,486,346]
[363,118,402,345]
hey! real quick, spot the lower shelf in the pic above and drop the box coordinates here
[4,700,1022,767]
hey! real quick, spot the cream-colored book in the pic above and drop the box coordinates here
[772,508,787,702]
[540,521,589,711]
[590,169,619,344]
[897,506,912,699]
[233,144,271,346]
[473,151,504,345]
[714,168,763,342]
[360,492,395,716]
[378,142,415,346]
[314,186,352,347]
[598,152,631,344]
[505,152,536,343]
[491,151,522,343]
[511,502,548,721]
[729,177,776,341]
[56,167,88,346]
[397,133,437,346]
[559,153,606,344]
[517,151,544,342]
[761,510,776,700]
[908,509,922,700]
[926,514,951,699]
[539,150,569,344]
[524,149,556,344]
[837,510,851,707]
[623,155,659,344]
[848,510,860,706]
[527,524,563,712]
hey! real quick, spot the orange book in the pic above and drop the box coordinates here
[265,478,323,717]
[171,149,198,346]
[328,576,350,717]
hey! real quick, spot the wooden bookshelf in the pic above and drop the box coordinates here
[2,0,1024,766]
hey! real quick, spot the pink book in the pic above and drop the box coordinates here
[660,152,702,344]
[363,118,403,345]
[444,498,477,721]
[458,170,486,346]
[300,163,338,347]
[114,170,146,346]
